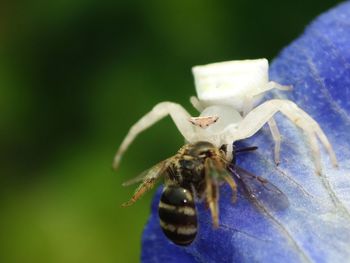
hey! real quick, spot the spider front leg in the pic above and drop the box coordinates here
[225,99,338,174]
[113,102,197,170]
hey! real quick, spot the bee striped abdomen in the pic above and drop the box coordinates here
[158,186,197,246]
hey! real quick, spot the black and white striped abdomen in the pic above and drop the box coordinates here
[158,186,197,246]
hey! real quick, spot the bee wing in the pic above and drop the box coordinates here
[232,166,289,212]
[122,157,175,207]
[122,157,173,187]
[122,169,154,187]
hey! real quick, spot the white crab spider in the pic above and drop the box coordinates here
[113,59,338,174]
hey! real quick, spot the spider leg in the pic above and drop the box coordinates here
[189,96,205,112]
[242,81,292,117]
[251,81,292,97]
[225,143,234,162]
[242,96,254,117]
[268,117,281,165]
[113,102,197,170]
[225,99,337,174]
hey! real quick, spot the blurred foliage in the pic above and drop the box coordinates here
[0,0,343,262]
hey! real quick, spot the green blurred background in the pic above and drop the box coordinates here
[0,1,343,262]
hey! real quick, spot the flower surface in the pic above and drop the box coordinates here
[142,2,350,262]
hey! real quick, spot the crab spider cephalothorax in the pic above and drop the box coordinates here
[113,59,338,174]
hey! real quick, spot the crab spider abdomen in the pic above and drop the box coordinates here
[192,59,269,112]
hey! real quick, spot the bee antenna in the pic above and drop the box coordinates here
[235,146,258,153]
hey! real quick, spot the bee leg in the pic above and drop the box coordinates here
[222,175,237,203]
[122,179,156,207]
[205,172,220,228]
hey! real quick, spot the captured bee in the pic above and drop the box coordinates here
[121,141,289,246]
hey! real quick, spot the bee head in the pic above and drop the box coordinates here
[179,141,221,174]
[187,141,217,159]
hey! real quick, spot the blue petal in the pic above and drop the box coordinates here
[142,2,350,262]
